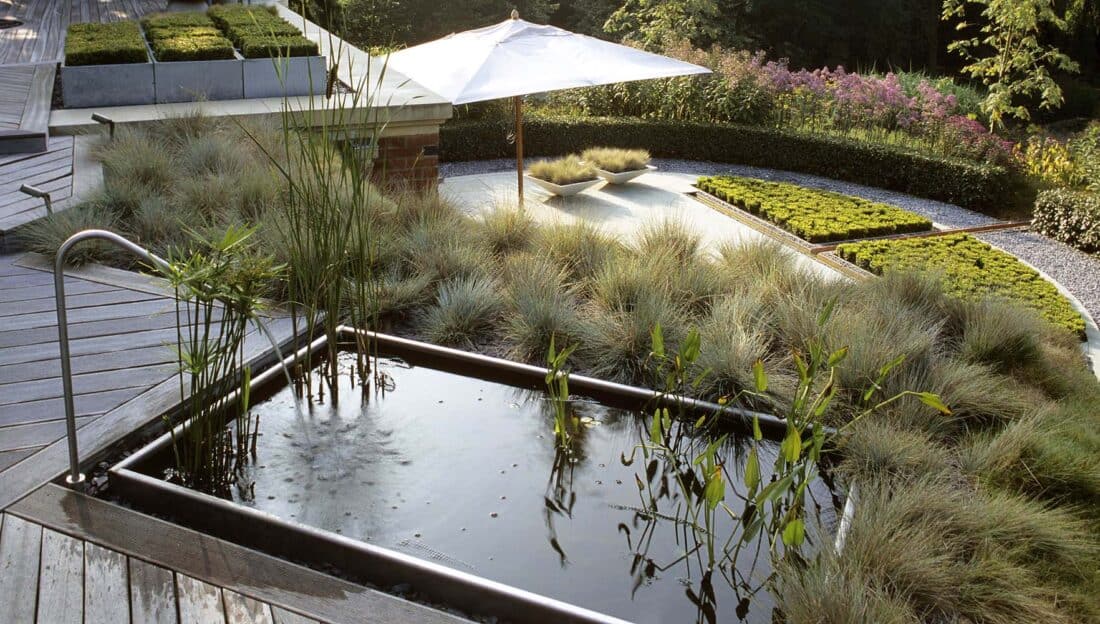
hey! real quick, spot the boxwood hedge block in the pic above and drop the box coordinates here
[441,116,1035,218]
[239,36,318,59]
[141,12,214,29]
[151,36,236,62]
[1032,189,1100,255]
[64,22,148,66]
[836,234,1085,336]
[698,175,932,243]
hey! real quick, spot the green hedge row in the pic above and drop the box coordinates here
[1032,189,1100,255]
[64,22,148,66]
[837,234,1085,336]
[441,116,1034,217]
[698,175,932,243]
[143,13,236,62]
[208,5,317,59]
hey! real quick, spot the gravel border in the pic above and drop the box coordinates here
[442,158,1100,372]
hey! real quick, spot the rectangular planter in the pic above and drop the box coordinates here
[153,58,243,104]
[61,62,155,108]
[243,55,326,99]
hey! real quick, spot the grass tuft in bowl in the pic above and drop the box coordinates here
[527,155,598,186]
[581,147,651,173]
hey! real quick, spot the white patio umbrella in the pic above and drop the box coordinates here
[385,11,710,202]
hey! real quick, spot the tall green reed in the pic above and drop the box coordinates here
[165,226,281,497]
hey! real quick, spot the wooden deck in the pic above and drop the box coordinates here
[0,0,167,65]
[0,136,75,233]
[2,484,467,624]
[0,252,297,510]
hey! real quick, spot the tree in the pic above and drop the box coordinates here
[943,0,1079,130]
[603,0,749,51]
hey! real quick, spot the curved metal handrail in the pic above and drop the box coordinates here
[54,230,170,486]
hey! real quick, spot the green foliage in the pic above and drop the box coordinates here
[943,0,1080,129]
[699,175,933,243]
[443,116,1033,217]
[239,36,319,59]
[144,13,236,62]
[418,275,504,346]
[603,0,729,50]
[207,5,318,58]
[64,22,148,66]
[580,147,651,173]
[1032,189,1100,254]
[837,234,1085,335]
[526,155,598,185]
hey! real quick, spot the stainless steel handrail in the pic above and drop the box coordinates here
[55,230,170,486]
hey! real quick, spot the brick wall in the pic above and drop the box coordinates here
[371,132,440,191]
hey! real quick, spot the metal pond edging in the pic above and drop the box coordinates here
[108,326,821,623]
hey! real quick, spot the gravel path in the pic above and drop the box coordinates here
[443,158,1100,338]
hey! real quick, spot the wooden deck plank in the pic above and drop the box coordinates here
[0,362,177,407]
[0,344,177,385]
[0,447,38,471]
[0,324,221,367]
[0,513,43,623]
[0,278,117,299]
[176,574,227,624]
[271,606,321,624]
[0,308,225,349]
[2,298,185,332]
[36,528,84,624]
[224,589,275,624]
[0,415,99,452]
[0,287,162,318]
[84,542,131,624]
[129,558,179,624]
[11,485,469,624]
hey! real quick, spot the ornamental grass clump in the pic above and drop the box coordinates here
[501,253,586,361]
[527,155,597,186]
[418,275,504,346]
[580,147,651,173]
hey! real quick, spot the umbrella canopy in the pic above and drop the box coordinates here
[385,14,710,202]
[386,16,710,105]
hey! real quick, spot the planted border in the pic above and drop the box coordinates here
[837,234,1085,335]
[698,175,932,243]
[1032,189,1100,255]
[441,116,1034,218]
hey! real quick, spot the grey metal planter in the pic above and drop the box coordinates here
[61,62,155,108]
[243,55,326,99]
[153,58,244,104]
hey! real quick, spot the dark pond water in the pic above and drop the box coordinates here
[235,354,838,623]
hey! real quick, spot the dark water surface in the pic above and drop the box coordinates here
[237,355,837,623]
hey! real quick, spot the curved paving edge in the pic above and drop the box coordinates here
[441,158,1100,380]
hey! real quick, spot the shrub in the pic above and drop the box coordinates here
[699,175,933,243]
[64,22,148,66]
[580,147,650,173]
[239,36,318,59]
[526,155,597,186]
[442,116,1033,217]
[837,234,1085,336]
[143,13,235,62]
[1032,189,1100,254]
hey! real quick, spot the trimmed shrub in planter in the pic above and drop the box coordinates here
[144,12,243,103]
[239,36,319,59]
[837,234,1085,336]
[62,22,153,107]
[64,22,148,66]
[441,116,1035,218]
[699,175,932,243]
[208,4,323,98]
[1032,189,1100,254]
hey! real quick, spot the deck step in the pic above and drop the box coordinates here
[0,63,54,155]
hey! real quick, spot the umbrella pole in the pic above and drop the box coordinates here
[514,95,524,206]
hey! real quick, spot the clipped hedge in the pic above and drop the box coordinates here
[837,234,1085,336]
[64,22,148,66]
[143,13,235,62]
[441,116,1034,218]
[1032,189,1100,254]
[207,5,317,58]
[239,36,318,59]
[698,175,932,243]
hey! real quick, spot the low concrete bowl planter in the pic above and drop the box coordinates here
[154,58,244,104]
[243,55,327,98]
[61,62,155,108]
[525,175,602,197]
[594,164,657,185]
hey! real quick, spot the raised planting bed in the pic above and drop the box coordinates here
[581,147,656,185]
[109,329,840,624]
[209,5,324,98]
[528,155,601,196]
[143,12,243,103]
[696,176,934,243]
[837,233,1086,336]
[61,22,154,107]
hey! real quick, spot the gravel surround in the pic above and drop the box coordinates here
[441,158,1100,335]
